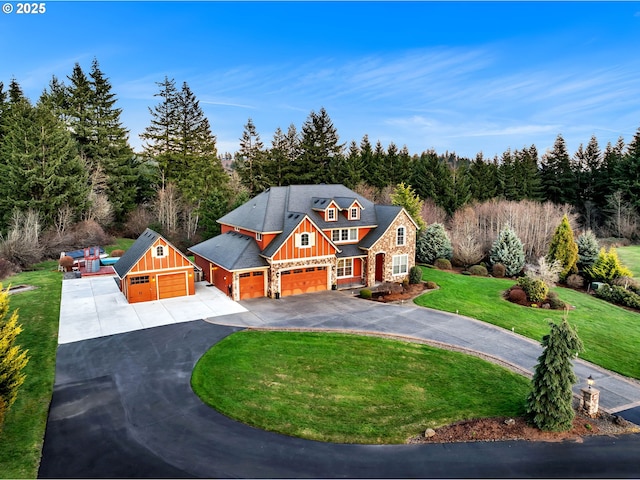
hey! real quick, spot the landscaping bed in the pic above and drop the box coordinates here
[410,401,640,444]
[363,281,434,303]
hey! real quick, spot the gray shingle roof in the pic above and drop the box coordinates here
[114,228,160,278]
[188,231,268,271]
[359,205,404,249]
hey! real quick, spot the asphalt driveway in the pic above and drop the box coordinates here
[40,291,640,478]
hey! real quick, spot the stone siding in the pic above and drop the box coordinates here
[268,256,337,298]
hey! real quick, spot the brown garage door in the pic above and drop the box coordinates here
[158,272,188,299]
[280,267,328,297]
[239,271,265,300]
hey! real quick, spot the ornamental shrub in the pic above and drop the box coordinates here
[425,281,438,289]
[360,289,372,299]
[492,263,506,278]
[416,223,453,265]
[585,247,632,283]
[408,266,423,284]
[594,284,640,309]
[576,230,599,270]
[546,291,566,310]
[566,274,585,289]
[434,258,452,270]
[468,265,488,276]
[508,286,528,305]
[546,214,578,282]
[527,319,584,431]
[490,225,525,277]
[517,276,549,303]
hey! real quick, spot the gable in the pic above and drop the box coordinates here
[114,228,194,278]
[268,215,338,261]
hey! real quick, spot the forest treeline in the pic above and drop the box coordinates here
[1,59,640,270]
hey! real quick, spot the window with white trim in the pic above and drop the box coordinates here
[256,232,262,241]
[331,228,358,243]
[396,226,406,246]
[337,258,353,278]
[349,206,359,219]
[295,232,315,248]
[392,254,408,275]
[326,208,337,221]
[152,245,167,258]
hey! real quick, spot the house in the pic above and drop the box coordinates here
[114,228,198,303]
[188,184,417,301]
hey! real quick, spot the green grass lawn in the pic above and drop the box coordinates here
[0,260,61,478]
[415,267,640,380]
[617,245,640,277]
[192,330,530,444]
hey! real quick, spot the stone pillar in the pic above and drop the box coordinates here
[580,387,600,417]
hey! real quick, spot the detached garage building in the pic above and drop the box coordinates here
[114,228,198,303]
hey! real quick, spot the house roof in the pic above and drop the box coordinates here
[359,205,406,250]
[114,228,193,278]
[188,231,268,271]
[218,185,377,233]
[336,243,367,258]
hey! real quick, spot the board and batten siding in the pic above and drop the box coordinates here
[272,217,336,262]
[127,238,192,274]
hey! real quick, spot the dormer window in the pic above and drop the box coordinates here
[349,206,359,220]
[326,208,337,222]
[256,232,263,241]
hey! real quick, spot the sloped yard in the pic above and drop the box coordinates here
[414,267,640,380]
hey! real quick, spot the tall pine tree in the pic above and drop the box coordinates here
[540,134,576,205]
[295,107,344,184]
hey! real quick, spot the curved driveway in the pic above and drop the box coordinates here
[39,291,640,478]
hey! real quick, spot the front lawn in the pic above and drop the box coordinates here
[0,260,61,478]
[192,330,530,444]
[415,267,640,380]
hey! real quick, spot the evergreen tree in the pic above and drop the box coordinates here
[385,142,401,186]
[236,118,267,194]
[597,137,625,211]
[140,76,180,180]
[514,145,543,201]
[0,285,29,428]
[586,247,632,283]
[468,153,498,202]
[369,140,387,189]
[390,182,425,231]
[0,97,89,226]
[359,135,375,186]
[340,140,363,189]
[614,127,640,211]
[66,63,94,164]
[416,223,453,265]
[573,136,602,229]
[265,127,290,187]
[489,225,525,276]
[498,149,518,200]
[279,123,301,186]
[411,150,453,213]
[295,107,344,184]
[540,134,577,205]
[526,318,583,432]
[7,79,25,104]
[576,230,600,270]
[546,214,579,281]
[445,159,471,215]
[395,145,413,185]
[88,59,137,221]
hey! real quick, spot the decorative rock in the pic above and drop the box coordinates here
[424,428,436,438]
[504,418,515,426]
[614,415,628,426]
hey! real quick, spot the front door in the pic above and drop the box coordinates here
[375,253,384,282]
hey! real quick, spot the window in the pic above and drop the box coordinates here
[234,226,240,232]
[349,207,359,219]
[256,232,262,241]
[295,232,314,248]
[156,246,165,257]
[337,258,353,278]
[327,208,337,221]
[396,226,406,246]
[332,228,358,243]
[392,254,408,275]
[130,275,150,284]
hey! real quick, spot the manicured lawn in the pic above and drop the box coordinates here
[415,267,640,380]
[0,260,61,478]
[617,245,640,277]
[192,331,530,444]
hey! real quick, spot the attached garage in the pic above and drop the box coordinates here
[114,229,197,304]
[280,266,328,296]
[238,271,266,300]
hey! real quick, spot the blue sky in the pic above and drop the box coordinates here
[2,1,640,159]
